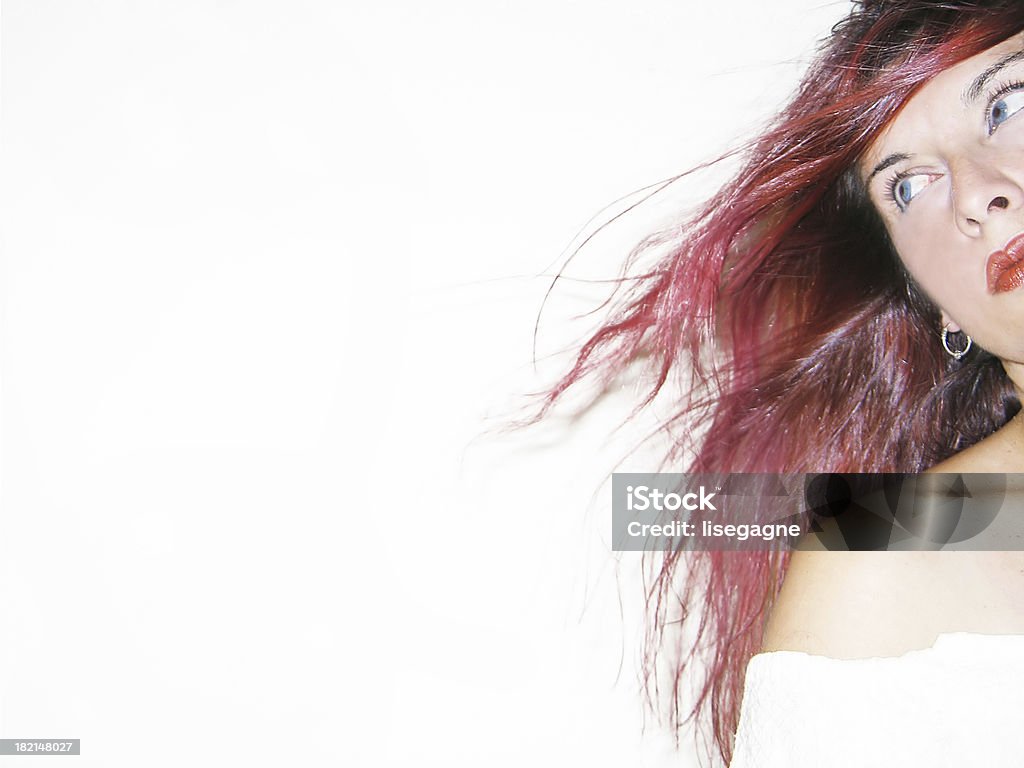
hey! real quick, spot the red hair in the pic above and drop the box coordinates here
[532,2,1024,765]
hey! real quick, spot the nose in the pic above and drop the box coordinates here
[952,155,1024,237]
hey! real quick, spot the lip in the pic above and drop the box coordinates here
[987,233,1024,294]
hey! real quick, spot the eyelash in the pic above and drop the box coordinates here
[884,169,911,213]
[884,77,1024,212]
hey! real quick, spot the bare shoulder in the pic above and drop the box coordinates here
[760,548,949,658]
[759,421,1024,659]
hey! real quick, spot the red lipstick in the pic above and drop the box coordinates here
[987,234,1024,294]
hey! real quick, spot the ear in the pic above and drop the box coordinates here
[940,310,961,334]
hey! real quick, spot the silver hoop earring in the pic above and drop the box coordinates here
[941,328,972,360]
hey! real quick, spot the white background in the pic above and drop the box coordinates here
[1,1,849,766]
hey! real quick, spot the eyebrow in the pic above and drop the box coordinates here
[865,152,910,186]
[962,47,1024,105]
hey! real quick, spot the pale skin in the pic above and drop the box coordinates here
[763,34,1024,659]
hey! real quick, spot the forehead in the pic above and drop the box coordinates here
[859,34,1024,179]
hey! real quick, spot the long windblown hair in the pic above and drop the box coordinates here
[533,1,1024,765]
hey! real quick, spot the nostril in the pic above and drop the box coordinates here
[991,195,1010,211]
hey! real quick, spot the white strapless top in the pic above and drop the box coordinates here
[730,633,1024,767]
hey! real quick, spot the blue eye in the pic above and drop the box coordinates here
[891,174,931,210]
[989,87,1024,131]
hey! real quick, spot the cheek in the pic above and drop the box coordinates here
[891,229,943,287]
[891,231,970,319]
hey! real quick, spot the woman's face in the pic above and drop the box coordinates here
[861,33,1024,370]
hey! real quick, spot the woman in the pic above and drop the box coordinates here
[532,1,1024,765]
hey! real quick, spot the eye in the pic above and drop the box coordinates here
[889,172,933,211]
[988,84,1024,132]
